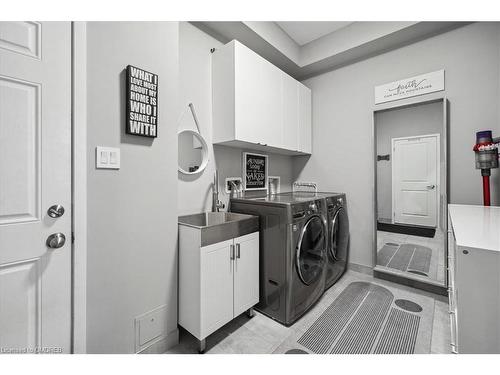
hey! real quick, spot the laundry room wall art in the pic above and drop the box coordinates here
[126,65,158,138]
[243,152,268,191]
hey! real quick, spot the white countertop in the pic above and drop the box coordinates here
[449,204,500,252]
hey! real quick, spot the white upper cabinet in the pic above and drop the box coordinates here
[298,83,312,154]
[281,73,299,151]
[212,40,312,155]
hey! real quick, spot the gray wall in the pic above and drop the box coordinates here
[86,22,179,353]
[295,22,500,268]
[178,22,293,216]
[375,101,444,221]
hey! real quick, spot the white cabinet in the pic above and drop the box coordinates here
[234,43,282,147]
[448,204,500,354]
[178,229,259,350]
[233,234,260,316]
[212,40,312,155]
[199,240,234,336]
[281,73,299,151]
[298,83,312,154]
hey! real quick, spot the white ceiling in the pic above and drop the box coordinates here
[276,21,354,46]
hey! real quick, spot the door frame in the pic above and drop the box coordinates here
[391,133,440,227]
[371,93,449,295]
[72,21,88,353]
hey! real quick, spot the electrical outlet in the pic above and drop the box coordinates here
[225,177,242,193]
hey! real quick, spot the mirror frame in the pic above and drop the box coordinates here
[371,93,448,295]
[177,129,209,175]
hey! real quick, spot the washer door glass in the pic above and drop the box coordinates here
[297,215,326,285]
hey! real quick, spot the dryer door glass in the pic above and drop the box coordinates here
[335,207,349,263]
[329,208,341,261]
[297,215,326,285]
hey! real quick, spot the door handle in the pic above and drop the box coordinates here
[426,184,436,190]
[236,243,241,259]
[47,204,65,218]
[46,233,66,249]
[230,244,235,260]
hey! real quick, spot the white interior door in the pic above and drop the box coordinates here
[0,22,71,353]
[392,134,439,227]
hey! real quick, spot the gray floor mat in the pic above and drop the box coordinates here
[274,281,433,354]
[387,244,414,271]
[406,244,432,275]
[378,243,433,277]
[377,244,398,267]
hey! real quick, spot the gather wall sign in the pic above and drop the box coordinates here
[374,70,445,104]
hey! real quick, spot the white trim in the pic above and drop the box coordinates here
[391,133,440,227]
[71,21,87,354]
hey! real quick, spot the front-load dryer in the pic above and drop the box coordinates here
[230,194,327,326]
[323,193,349,289]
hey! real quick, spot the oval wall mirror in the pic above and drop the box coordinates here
[178,129,209,175]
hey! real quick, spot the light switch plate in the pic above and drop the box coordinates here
[96,146,120,169]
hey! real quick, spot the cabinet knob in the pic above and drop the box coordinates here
[463,249,469,255]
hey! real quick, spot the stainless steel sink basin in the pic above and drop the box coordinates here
[178,212,248,228]
[178,211,259,246]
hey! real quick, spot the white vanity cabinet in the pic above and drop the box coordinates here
[178,228,259,351]
[212,40,312,155]
[448,204,500,354]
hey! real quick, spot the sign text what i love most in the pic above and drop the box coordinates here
[126,65,158,138]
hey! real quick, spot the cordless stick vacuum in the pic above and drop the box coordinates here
[473,130,499,206]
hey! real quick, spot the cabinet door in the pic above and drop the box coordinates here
[200,240,234,338]
[233,232,260,317]
[234,42,282,147]
[298,83,312,154]
[282,73,299,151]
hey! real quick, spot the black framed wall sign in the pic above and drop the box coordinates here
[126,65,158,138]
[243,152,268,191]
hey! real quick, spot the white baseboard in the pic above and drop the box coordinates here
[348,262,374,276]
[138,328,179,354]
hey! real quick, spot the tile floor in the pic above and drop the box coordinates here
[166,270,451,354]
[377,228,445,284]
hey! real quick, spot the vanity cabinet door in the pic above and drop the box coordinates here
[233,232,260,317]
[200,239,235,338]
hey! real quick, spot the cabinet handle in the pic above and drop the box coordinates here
[230,244,235,260]
[236,243,241,259]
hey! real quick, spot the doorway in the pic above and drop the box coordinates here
[0,21,72,353]
[373,97,448,291]
[392,133,440,228]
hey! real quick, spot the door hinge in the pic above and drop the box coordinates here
[71,232,75,244]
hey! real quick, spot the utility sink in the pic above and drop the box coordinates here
[178,212,259,247]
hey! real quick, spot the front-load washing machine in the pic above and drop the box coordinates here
[230,194,328,326]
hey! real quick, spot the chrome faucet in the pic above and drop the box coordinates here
[212,171,225,212]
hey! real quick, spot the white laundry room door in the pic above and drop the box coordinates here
[0,22,72,353]
[392,134,439,228]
